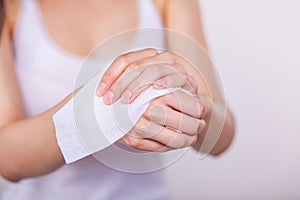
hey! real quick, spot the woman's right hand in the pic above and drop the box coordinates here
[119,90,208,152]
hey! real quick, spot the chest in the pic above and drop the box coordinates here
[38,0,139,56]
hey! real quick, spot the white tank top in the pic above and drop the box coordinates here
[2,0,170,199]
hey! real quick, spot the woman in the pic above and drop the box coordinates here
[0,0,235,199]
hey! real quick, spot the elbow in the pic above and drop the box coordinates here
[210,109,236,156]
[192,105,236,156]
[1,173,22,183]
[211,128,235,156]
[0,166,23,183]
[2,174,22,183]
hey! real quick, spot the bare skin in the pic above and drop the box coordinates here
[0,0,235,182]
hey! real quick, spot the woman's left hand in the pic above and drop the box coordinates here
[96,49,199,105]
[96,49,212,151]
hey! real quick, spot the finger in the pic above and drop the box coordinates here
[144,103,206,135]
[134,118,197,148]
[158,90,205,119]
[124,64,175,103]
[96,48,158,96]
[150,126,197,149]
[197,94,212,119]
[103,60,176,104]
[104,53,183,104]
[182,75,198,95]
[103,67,144,104]
[129,66,198,103]
[120,134,172,152]
[153,72,197,94]
[104,53,179,103]
[120,51,178,69]
[106,64,168,104]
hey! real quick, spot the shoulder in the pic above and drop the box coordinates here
[152,0,201,23]
[152,0,168,21]
[152,0,207,49]
[4,0,20,36]
[0,1,4,34]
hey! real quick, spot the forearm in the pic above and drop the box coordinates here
[179,57,235,155]
[193,105,235,155]
[0,94,72,182]
[210,107,235,155]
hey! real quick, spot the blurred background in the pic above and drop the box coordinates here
[166,0,300,199]
[1,0,299,199]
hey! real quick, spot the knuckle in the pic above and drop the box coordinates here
[199,102,205,118]
[145,104,161,122]
[190,120,200,135]
[135,139,145,149]
[161,52,176,64]
[157,146,168,152]
[127,82,140,93]
[198,120,207,133]
[185,74,194,84]
[192,84,199,94]
[127,137,140,148]
[127,62,140,70]
[178,136,187,148]
[201,105,206,118]
[184,136,194,147]
[169,133,183,148]
[113,81,126,93]
[104,72,113,79]
[149,64,161,75]
[203,120,207,129]
[192,135,198,145]
[135,118,149,135]
[178,73,188,84]
[143,108,151,120]
[195,119,202,133]
[134,124,143,134]
[187,75,196,84]
[125,65,144,78]
[118,54,129,65]
[161,93,174,104]
[187,76,198,94]
[145,48,159,55]
[195,99,204,119]
[174,64,186,73]
[150,97,163,105]
[120,135,130,145]
[139,117,150,128]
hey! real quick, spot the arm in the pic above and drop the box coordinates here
[0,17,67,182]
[163,0,235,155]
[98,0,235,156]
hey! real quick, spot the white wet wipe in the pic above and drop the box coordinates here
[53,71,188,163]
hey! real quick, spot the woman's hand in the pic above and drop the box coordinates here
[120,90,208,152]
[97,48,199,104]
[96,48,211,151]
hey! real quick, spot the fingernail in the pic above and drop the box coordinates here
[97,82,106,96]
[103,91,114,105]
[153,81,165,89]
[121,90,132,104]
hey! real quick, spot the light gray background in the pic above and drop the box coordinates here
[1,0,299,199]
[166,0,300,200]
